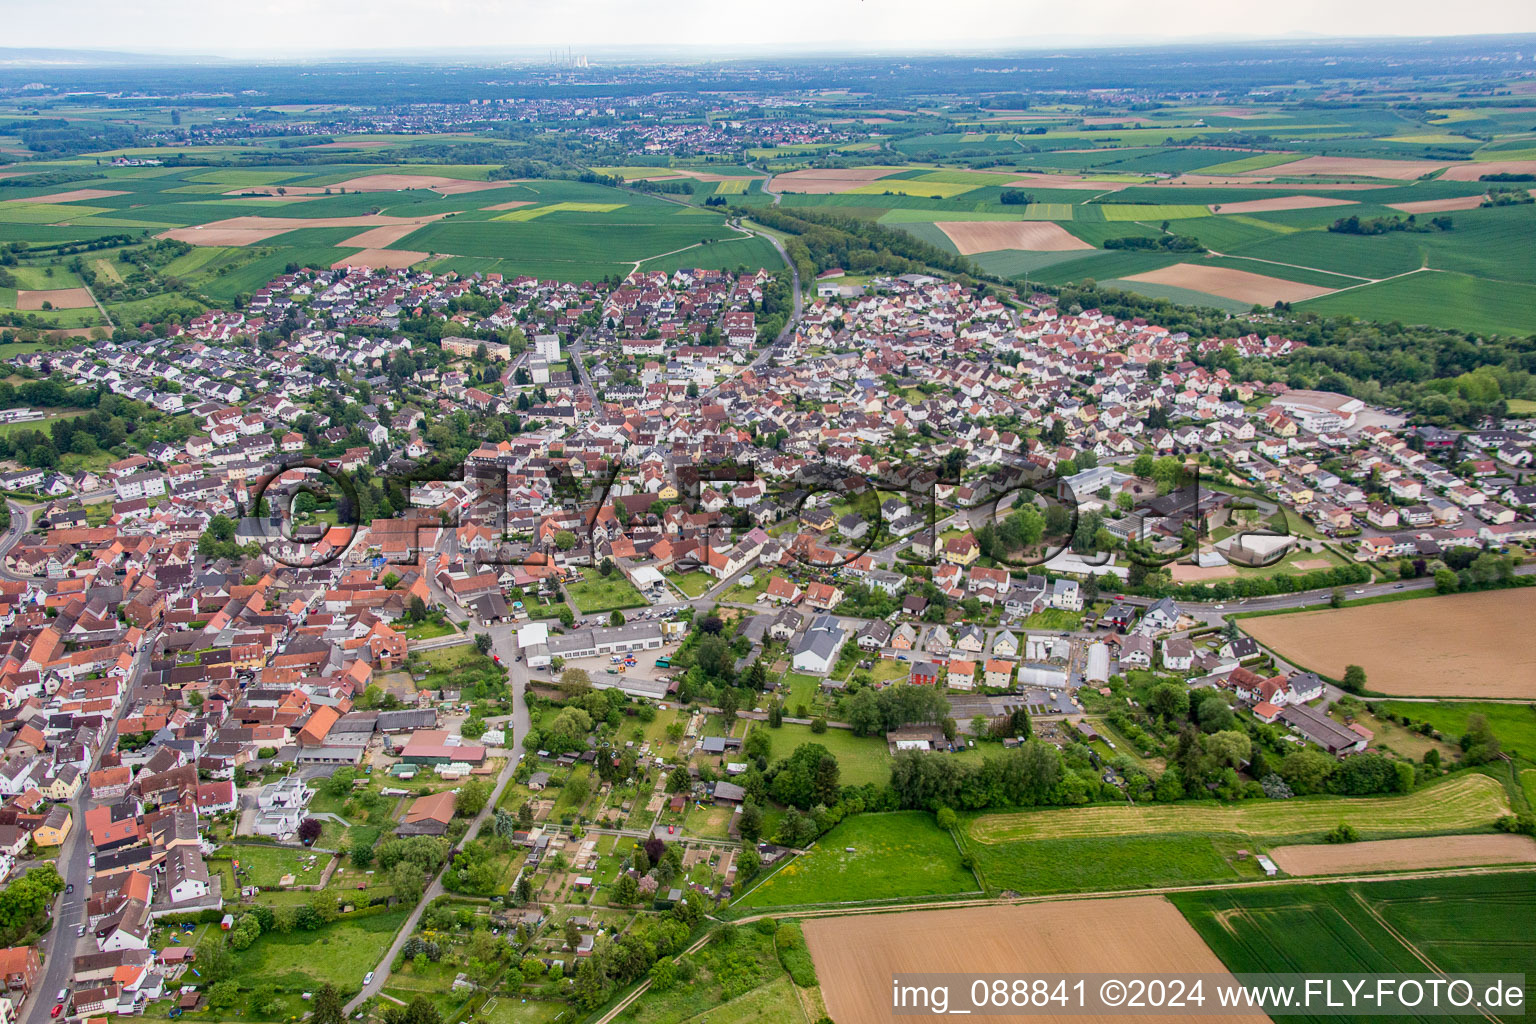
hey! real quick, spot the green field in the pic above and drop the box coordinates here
[1373,701,1536,760]
[969,832,1247,896]
[1097,202,1212,221]
[1172,873,1536,1022]
[565,575,648,613]
[238,907,411,991]
[734,811,978,909]
[1194,152,1305,174]
[1299,270,1536,336]
[764,722,892,787]
[968,774,1510,844]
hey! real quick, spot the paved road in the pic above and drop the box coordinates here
[0,500,38,582]
[24,646,152,1024]
[345,597,531,1014]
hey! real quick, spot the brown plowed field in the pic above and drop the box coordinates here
[17,288,95,310]
[1237,156,1447,179]
[805,899,1264,1024]
[1,188,126,205]
[1269,835,1536,876]
[1209,195,1356,214]
[1122,263,1334,304]
[936,220,1093,255]
[328,173,508,195]
[1241,588,1536,697]
[331,249,428,270]
[1387,195,1493,213]
[1441,159,1536,181]
[159,212,447,247]
[771,167,904,193]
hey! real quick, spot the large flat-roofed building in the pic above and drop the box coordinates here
[397,730,487,765]
[1268,390,1364,431]
[547,621,665,660]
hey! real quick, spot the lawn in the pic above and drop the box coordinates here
[234,906,411,992]
[1373,701,1536,760]
[1172,873,1536,1017]
[216,844,328,888]
[1021,608,1084,630]
[968,773,1511,844]
[762,722,892,788]
[666,570,715,598]
[402,618,456,641]
[565,574,647,613]
[734,811,978,909]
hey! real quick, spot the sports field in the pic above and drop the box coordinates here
[1241,589,1536,697]
[967,774,1510,843]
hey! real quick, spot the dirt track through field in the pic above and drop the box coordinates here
[16,288,96,310]
[1269,835,1536,876]
[1241,588,1536,697]
[1209,195,1356,214]
[1122,263,1334,304]
[936,220,1092,254]
[805,898,1267,1024]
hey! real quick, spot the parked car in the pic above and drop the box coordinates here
[51,1005,63,1019]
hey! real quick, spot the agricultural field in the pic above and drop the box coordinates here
[1241,589,1536,698]
[733,811,978,909]
[966,773,1511,844]
[1172,874,1536,1022]
[0,163,786,330]
[805,898,1266,1024]
[1267,834,1536,876]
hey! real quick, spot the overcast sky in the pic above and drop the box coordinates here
[5,0,1536,57]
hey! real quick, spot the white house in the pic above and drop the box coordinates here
[791,615,846,675]
[1049,579,1082,612]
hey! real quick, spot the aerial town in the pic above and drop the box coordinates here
[0,25,1533,1024]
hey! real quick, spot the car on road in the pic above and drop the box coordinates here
[64,884,72,894]
[57,990,68,1004]
[1354,588,1366,594]
[363,972,374,986]
[76,925,86,937]
[51,1005,63,1018]
[1394,583,1405,589]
